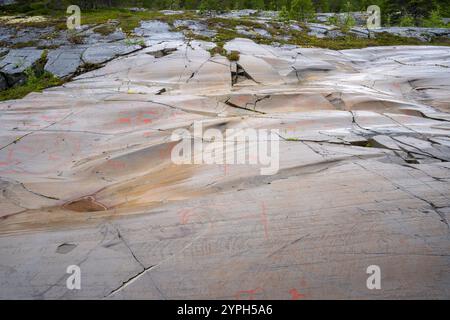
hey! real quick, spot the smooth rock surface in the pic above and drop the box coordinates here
[44,46,87,79]
[82,42,142,65]
[173,20,217,37]
[0,35,450,299]
[134,20,184,42]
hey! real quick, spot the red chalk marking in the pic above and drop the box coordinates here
[48,153,60,161]
[41,115,60,121]
[287,125,297,131]
[289,288,306,300]
[105,159,126,169]
[0,149,19,167]
[0,169,20,174]
[138,111,157,124]
[235,287,264,300]
[0,136,84,175]
[117,109,162,126]
[239,201,270,240]
[118,117,131,124]
[179,208,194,224]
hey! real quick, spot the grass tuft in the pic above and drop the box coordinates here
[92,24,117,36]
[0,69,62,101]
[226,50,240,61]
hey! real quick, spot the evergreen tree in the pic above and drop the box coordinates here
[10,0,450,25]
[289,0,315,21]
[317,0,330,12]
[199,0,220,12]
[422,5,445,27]
[279,5,290,20]
[252,0,266,10]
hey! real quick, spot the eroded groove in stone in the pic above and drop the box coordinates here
[63,196,107,213]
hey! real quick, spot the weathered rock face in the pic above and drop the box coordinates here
[160,9,184,15]
[349,26,371,38]
[218,9,259,18]
[0,22,148,88]
[134,20,184,42]
[173,19,217,37]
[0,47,8,57]
[316,12,369,26]
[0,34,450,299]
[81,42,142,65]
[305,23,450,41]
[0,48,43,86]
[44,46,87,79]
[350,26,450,41]
[306,23,344,38]
[372,27,450,41]
[1,12,449,93]
[0,43,146,89]
[82,27,127,44]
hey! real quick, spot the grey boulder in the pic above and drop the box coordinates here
[0,48,43,86]
[44,46,87,79]
[82,43,142,65]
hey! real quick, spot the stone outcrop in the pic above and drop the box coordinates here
[1,12,449,92]
[0,48,43,86]
[0,30,449,299]
[306,23,344,38]
[350,26,450,41]
[44,46,87,79]
[0,24,148,89]
[81,42,143,65]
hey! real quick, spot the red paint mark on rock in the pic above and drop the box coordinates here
[41,115,60,121]
[0,149,15,166]
[118,117,131,124]
[235,287,264,300]
[171,111,184,119]
[179,208,194,224]
[105,159,126,169]
[48,153,60,161]
[289,288,306,300]
[240,201,270,240]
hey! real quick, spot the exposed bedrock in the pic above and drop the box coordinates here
[0,37,450,299]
